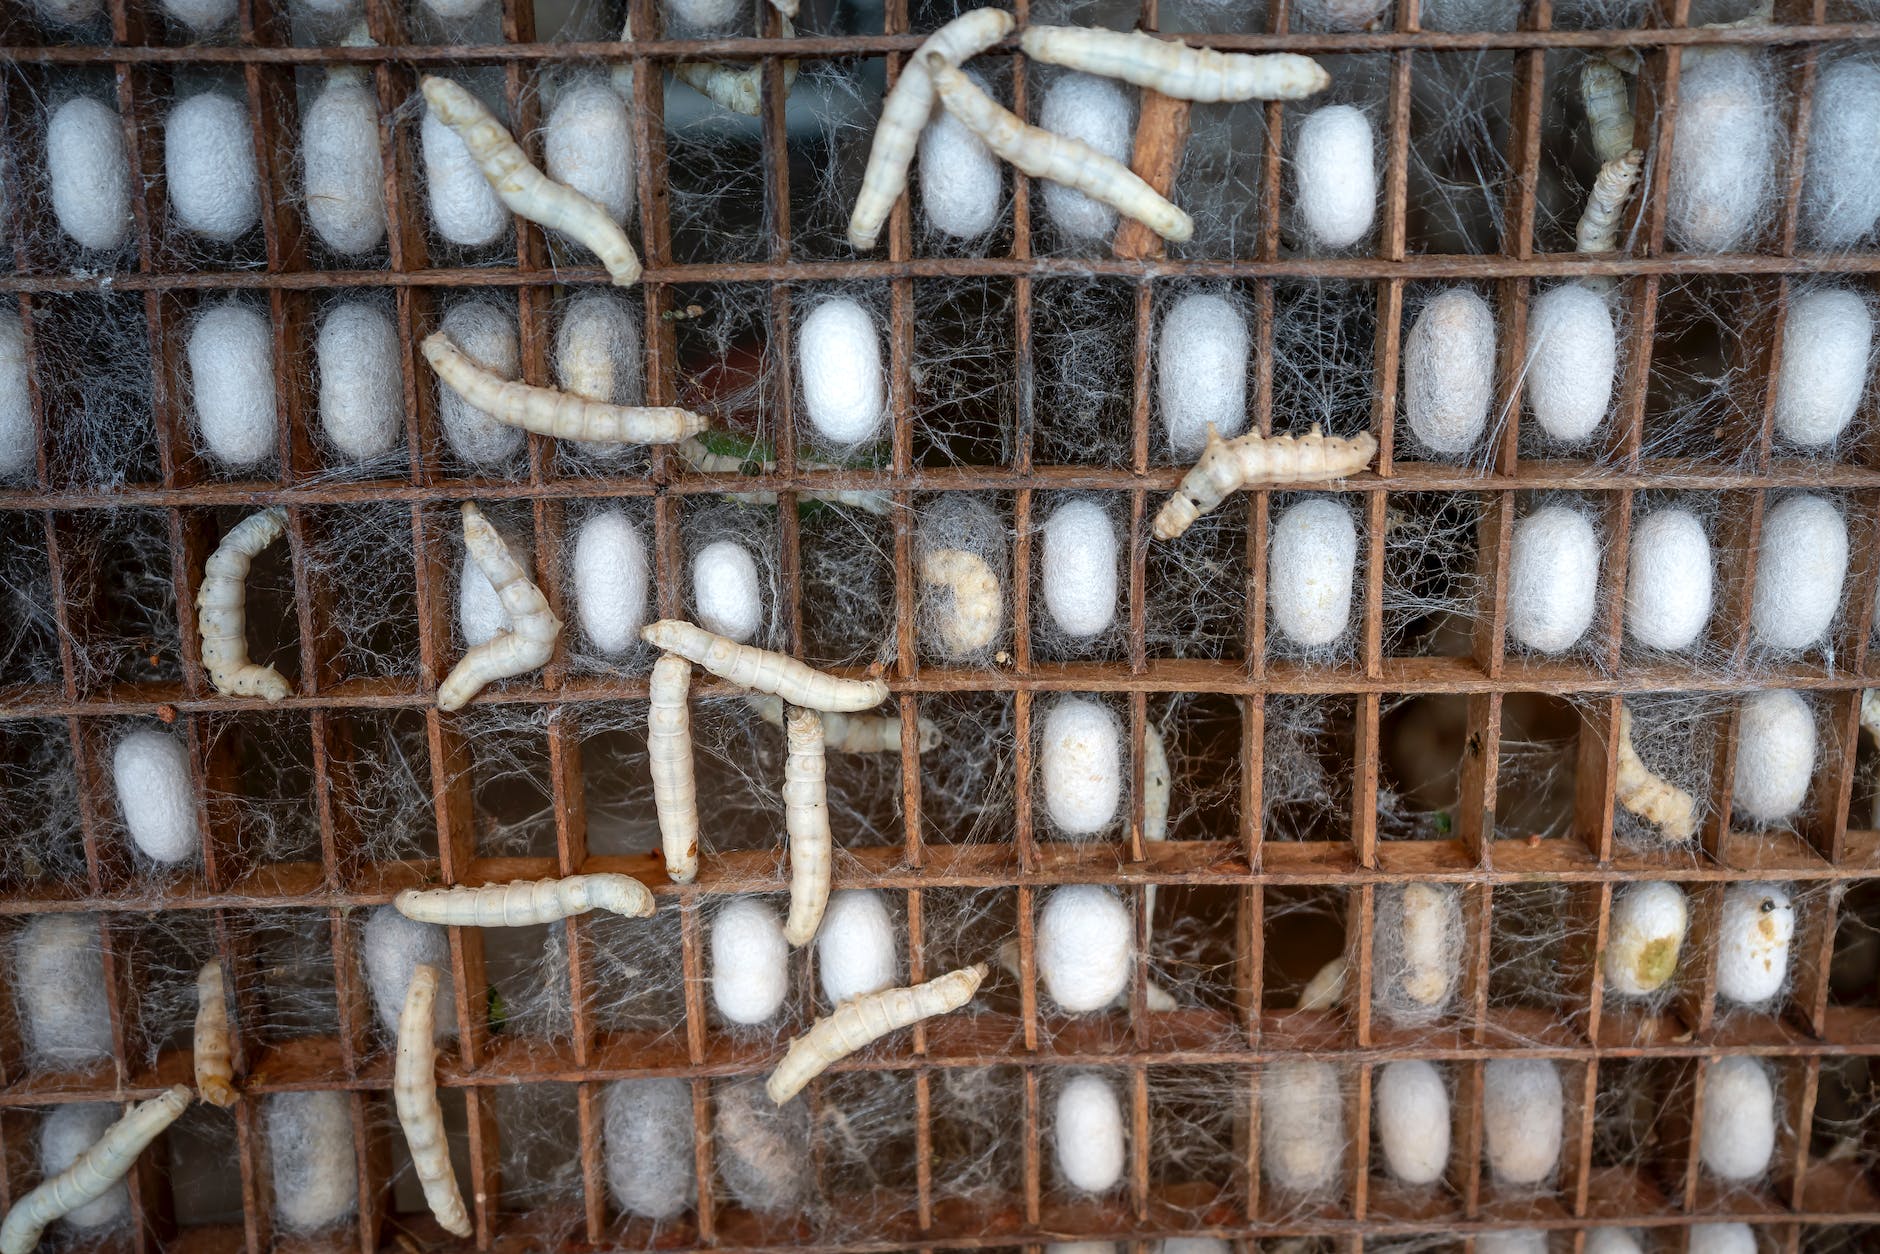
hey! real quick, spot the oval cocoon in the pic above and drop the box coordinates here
[918,69,1001,239]
[113,728,200,865]
[1404,287,1495,456]
[663,0,743,34]
[1475,1234,1548,1254]
[798,298,885,448]
[816,889,898,1007]
[0,313,33,479]
[1603,880,1688,996]
[1667,48,1777,253]
[422,96,509,249]
[1624,508,1712,652]
[1773,287,1872,448]
[1506,505,1599,654]
[1294,104,1376,248]
[41,1104,129,1230]
[1803,58,1880,247]
[1752,494,1847,652]
[302,69,387,257]
[1689,1224,1758,1254]
[1040,696,1121,837]
[1525,283,1616,442]
[47,96,132,252]
[362,904,457,1041]
[714,1080,811,1213]
[165,92,260,241]
[1733,690,1814,825]
[603,1077,697,1220]
[1374,1059,1450,1186]
[571,509,649,656]
[317,301,402,461]
[1270,497,1358,647]
[556,290,642,407]
[1037,884,1132,1013]
[1584,1232,1647,1254]
[545,80,636,227]
[163,0,235,32]
[437,301,523,466]
[1373,882,1460,1024]
[1041,498,1118,640]
[1157,291,1250,459]
[1054,1073,1125,1193]
[1716,881,1794,1005]
[1481,1058,1563,1185]
[1700,1055,1776,1180]
[711,897,788,1025]
[33,0,102,23]
[692,538,764,643]
[1039,73,1133,242]
[1261,1060,1343,1193]
[14,914,113,1067]
[265,1091,358,1233]
[189,303,277,467]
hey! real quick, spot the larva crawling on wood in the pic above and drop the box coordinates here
[782,707,832,947]
[198,506,292,703]
[928,55,1195,244]
[847,7,1017,250]
[1018,26,1329,103]
[766,963,986,1103]
[0,1087,193,1254]
[747,693,940,755]
[1580,60,1635,167]
[418,75,643,286]
[194,960,236,1108]
[677,436,892,515]
[394,964,472,1239]
[919,548,1004,658]
[997,938,1178,1012]
[641,619,890,712]
[1153,423,1379,541]
[424,331,705,446]
[649,654,700,884]
[1614,705,1697,842]
[438,503,563,712]
[1575,149,1642,256]
[395,874,655,926]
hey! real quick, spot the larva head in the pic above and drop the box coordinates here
[419,75,475,124]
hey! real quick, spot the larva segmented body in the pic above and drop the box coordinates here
[619,14,800,118]
[394,964,472,1239]
[766,963,987,1103]
[919,548,1003,658]
[1153,423,1379,540]
[649,654,700,884]
[0,1085,191,1254]
[928,56,1194,244]
[1019,26,1329,103]
[1580,60,1636,166]
[419,75,643,285]
[1575,149,1642,255]
[438,503,563,712]
[1614,705,1697,842]
[198,506,292,703]
[424,331,705,446]
[395,874,655,926]
[782,707,832,947]
[848,7,1018,250]
[194,960,236,1108]
[677,437,893,515]
[747,693,940,754]
[640,619,891,712]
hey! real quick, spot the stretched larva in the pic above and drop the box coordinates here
[782,707,832,947]
[929,56,1194,244]
[765,963,986,1104]
[198,506,291,703]
[1576,150,1642,255]
[395,874,655,925]
[649,654,699,884]
[166,92,260,241]
[747,693,941,755]
[1018,26,1329,103]
[194,960,236,1108]
[302,65,387,256]
[1613,706,1698,842]
[424,331,703,446]
[1152,424,1379,541]
[0,1086,191,1254]
[437,502,563,711]
[920,548,1003,658]
[393,964,472,1238]
[847,7,1017,250]
[1580,59,1635,166]
[420,76,642,285]
[641,619,890,712]
[47,96,132,252]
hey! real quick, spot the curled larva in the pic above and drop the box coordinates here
[1716,881,1794,1005]
[1751,494,1847,651]
[302,66,387,256]
[1373,882,1460,1025]
[264,1091,358,1233]
[421,87,509,248]
[1624,508,1713,652]
[47,96,132,252]
[1157,292,1250,459]
[1802,57,1880,248]
[316,301,404,462]
[648,654,699,883]
[188,303,279,468]
[437,502,563,711]
[571,509,649,656]
[544,78,636,227]
[918,68,1002,240]
[1613,706,1698,843]
[798,298,886,448]
[1575,150,1642,256]
[0,1086,192,1254]
[1667,48,1778,253]
[766,964,985,1104]
[1481,1058,1563,1185]
[459,517,531,650]
[198,506,292,703]
[781,707,832,947]
[393,965,473,1238]
[112,730,200,865]
[1505,505,1599,654]
[15,914,114,1068]
[1053,1073,1125,1194]
[194,960,237,1108]
[1733,690,1815,826]
[1375,1060,1450,1186]
[1038,72,1134,242]
[436,301,522,466]
[1261,1060,1343,1194]
[712,897,789,1025]
[1019,27,1328,102]
[1040,695,1122,838]
[424,330,704,446]
[1268,496,1358,648]
[1772,287,1873,449]
[1294,104,1377,249]
[165,92,259,241]
[1525,283,1617,443]
[1036,884,1132,1013]
[642,619,889,711]
[1153,424,1378,541]
[1404,287,1496,456]
[747,693,940,755]
[1603,880,1689,996]
[920,548,1004,658]
[1700,1055,1776,1181]
[395,874,654,925]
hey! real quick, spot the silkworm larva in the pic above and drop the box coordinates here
[747,693,941,754]
[437,503,563,712]
[640,619,890,712]
[194,960,236,1108]
[1018,25,1329,103]
[1575,149,1642,255]
[424,331,704,446]
[1580,59,1635,166]
[997,938,1177,1012]
[649,654,700,884]
[198,506,292,703]
[919,548,1003,657]
[848,7,1017,250]
[1295,954,1348,1012]
[782,707,832,948]
[0,1085,191,1254]
[394,964,472,1238]
[676,437,893,515]
[1614,705,1697,842]
[674,22,800,116]
[928,55,1195,245]
[396,874,655,926]
[1153,423,1379,541]
[766,963,986,1104]
[418,75,643,286]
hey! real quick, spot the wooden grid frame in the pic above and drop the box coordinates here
[4,0,1880,1247]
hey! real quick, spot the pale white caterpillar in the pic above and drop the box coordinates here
[1295,955,1347,1012]
[1018,26,1328,103]
[919,548,1003,658]
[1614,705,1697,842]
[395,874,655,926]
[746,693,940,754]
[997,938,1178,1012]
[393,964,472,1239]
[928,56,1194,245]
[618,14,800,119]
[649,654,700,884]
[424,331,705,446]
[197,506,292,703]
[194,960,236,1108]
[1576,149,1642,255]
[438,503,563,712]
[640,619,890,712]
[1153,424,1379,541]
[418,75,643,286]
[0,1086,192,1254]
[766,963,986,1103]
[1580,60,1635,166]
[782,707,832,947]
[847,7,1017,250]
[676,437,892,515]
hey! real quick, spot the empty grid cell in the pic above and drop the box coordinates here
[304,502,422,684]
[26,292,161,488]
[1406,52,1518,255]
[1152,692,1241,844]
[1146,490,1249,661]
[1262,693,1357,844]
[798,491,896,670]
[1271,280,1378,439]
[912,278,1019,468]
[1492,694,1583,844]
[461,705,560,858]
[929,1065,1025,1206]
[201,709,322,867]
[1032,277,1137,468]
[1381,492,1487,657]
[577,706,656,858]
[0,719,84,890]
[917,694,1016,846]
[237,907,341,1048]
[1643,277,1772,466]
[0,510,63,689]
